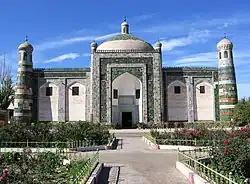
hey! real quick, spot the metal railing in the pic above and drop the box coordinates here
[155,138,221,146]
[0,140,99,148]
[177,149,247,184]
[72,150,99,183]
[143,133,221,146]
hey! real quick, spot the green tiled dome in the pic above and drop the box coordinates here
[107,34,145,42]
[96,20,154,51]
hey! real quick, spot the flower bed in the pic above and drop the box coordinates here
[208,126,250,180]
[0,121,110,147]
[175,126,250,182]
[177,149,246,183]
[0,149,99,183]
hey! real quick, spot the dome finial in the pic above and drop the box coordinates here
[25,36,28,42]
[121,17,129,34]
[224,32,227,38]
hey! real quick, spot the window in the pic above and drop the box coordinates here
[224,51,228,58]
[72,87,79,96]
[113,89,118,99]
[200,86,205,94]
[23,52,27,60]
[46,87,53,96]
[174,86,181,94]
[136,89,140,99]
[219,52,221,59]
[19,53,21,61]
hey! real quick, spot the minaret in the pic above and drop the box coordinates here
[14,37,34,122]
[217,34,238,121]
[90,40,98,122]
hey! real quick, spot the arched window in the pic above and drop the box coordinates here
[219,52,222,59]
[224,51,228,58]
[23,52,27,60]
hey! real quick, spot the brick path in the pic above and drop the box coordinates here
[97,132,188,184]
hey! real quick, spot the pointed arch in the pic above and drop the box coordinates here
[38,81,59,121]
[67,82,86,121]
[168,80,185,88]
[167,80,187,121]
[194,81,214,121]
[111,72,142,126]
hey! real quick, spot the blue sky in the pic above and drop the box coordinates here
[0,0,249,98]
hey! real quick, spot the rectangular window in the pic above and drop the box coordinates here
[136,89,140,99]
[200,86,205,94]
[72,87,79,96]
[113,89,118,99]
[174,86,181,94]
[46,87,53,96]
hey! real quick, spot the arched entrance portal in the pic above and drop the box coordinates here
[112,72,142,128]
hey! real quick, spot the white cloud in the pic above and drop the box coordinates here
[172,51,250,67]
[36,33,119,51]
[161,30,210,51]
[44,53,80,63]
[174,52,217,64]
[143,13,250,34]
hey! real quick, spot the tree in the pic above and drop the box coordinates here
[234,97,250,125]
[0,54,15,110]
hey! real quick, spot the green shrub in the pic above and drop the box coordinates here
[209,126,250,179]
[234,99,250,126]
[0,121,110,145]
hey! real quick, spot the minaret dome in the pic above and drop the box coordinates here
[18,37,34,52]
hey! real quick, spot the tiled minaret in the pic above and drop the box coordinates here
[217,35,238,121]
[14,38,34,122]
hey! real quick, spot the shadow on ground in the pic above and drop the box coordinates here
[97,165,122,184]
[112,138,123,150]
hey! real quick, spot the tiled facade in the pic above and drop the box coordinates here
[13,21,238,124]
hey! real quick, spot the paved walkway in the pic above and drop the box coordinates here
[97,132,188,184]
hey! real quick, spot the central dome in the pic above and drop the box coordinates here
[96,20,154,51]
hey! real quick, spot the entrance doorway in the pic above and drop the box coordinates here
[122,112,132,128]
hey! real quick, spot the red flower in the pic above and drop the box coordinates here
[0,177,3,182]
[2,168,8,176]
[229,133,234,137]
[231,151,236,155]
[224,139,229,145]
[224,148,229,153]
[246,135,249,139]
[244,138,247,142]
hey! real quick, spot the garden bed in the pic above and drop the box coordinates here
[176,149,247,184]
[0,150,100,183]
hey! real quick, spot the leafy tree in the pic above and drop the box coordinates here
[0,55,14,110]
[234,97,250,125]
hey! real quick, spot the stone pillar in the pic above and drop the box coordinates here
[58,79,66,122]
[91,55,101,123]
[153,52,163,122]
[186,76,194,122]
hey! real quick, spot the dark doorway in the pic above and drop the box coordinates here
[122,112,132,128]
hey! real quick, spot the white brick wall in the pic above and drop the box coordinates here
[38,83,58,121]
[167,80,188,121]
[194,82,214,120]
[68,82,86,121]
